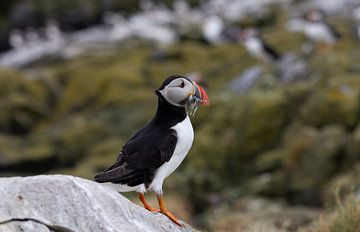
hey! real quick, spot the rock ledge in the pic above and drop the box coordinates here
[0,175,197,232]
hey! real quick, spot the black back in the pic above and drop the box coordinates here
[262,41,281,61]
[94,77,187,187]
[326,23,341,40]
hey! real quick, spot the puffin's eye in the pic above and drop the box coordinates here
[179,81,185,88]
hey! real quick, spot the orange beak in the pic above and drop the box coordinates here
[193,82,210,106]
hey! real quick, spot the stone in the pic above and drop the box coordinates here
[228,66,263,93]
[0,175,198,232]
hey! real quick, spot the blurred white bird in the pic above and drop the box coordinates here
[239,28,281,64]
[9,29,25,49]
[202,15,225,44]
[352,6,360,40]
[302,10,341,45]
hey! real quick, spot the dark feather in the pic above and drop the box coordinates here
[262,42,281,61]
[94,130,177,186]
[94,91,185,187]
[326,23,341,40]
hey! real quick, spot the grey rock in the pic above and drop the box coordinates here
[278,53,309,83]
[228,65,263,93]
[0,175,198,232]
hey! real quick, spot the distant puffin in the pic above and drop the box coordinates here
[239,28,281,64]
[94,75,209,225]
[352,6,360,41]
[9,29,25,49]
[302,10,341,45]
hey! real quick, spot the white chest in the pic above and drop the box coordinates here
[304,23,335,43]
[149,116,194,194]
[167,116,194,175]
[245,38,262,54]
[244,38,268,61]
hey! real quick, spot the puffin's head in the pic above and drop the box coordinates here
[156,75,209,115]
[238,28,260,41]
[306,10,324,22]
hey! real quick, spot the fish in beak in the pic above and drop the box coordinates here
[186,81,209,116]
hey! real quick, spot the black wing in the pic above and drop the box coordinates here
[94,128,177,187]
[263,42,281,61]
[326,23,341,40]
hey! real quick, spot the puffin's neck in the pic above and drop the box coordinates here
[153,97,187,128]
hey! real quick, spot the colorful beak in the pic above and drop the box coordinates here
[186,81,209,116]
[193,81,210,106]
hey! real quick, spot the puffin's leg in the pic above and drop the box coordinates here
[157,194,182,226]
[138,193,160,212]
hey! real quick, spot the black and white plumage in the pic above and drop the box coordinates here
[94,75,209,225]
[352,7,360,41]
[353,24,360,41]
[9,29,25,49]
[303,10,341,45]
[239,28,281,64]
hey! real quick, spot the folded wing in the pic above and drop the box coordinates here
[94,129,177,187]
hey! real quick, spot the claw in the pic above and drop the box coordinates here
[157,195,183,226]
[161,209,182,226]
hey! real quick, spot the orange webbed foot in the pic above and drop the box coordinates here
[157,194,183,226]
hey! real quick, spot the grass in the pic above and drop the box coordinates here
[303,195,360,232]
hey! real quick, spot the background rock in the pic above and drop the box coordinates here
[0,175,198,232]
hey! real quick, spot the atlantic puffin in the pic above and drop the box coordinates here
[352,6,360,41]
[302,10,341,45]
[239,28,281,64]
[94,75,209,225]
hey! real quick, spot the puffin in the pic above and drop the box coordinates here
[94,75,209,225]
[239,28,281,64]
[302,10,341,45]
[352,6,360,41]
[9,29,25,50]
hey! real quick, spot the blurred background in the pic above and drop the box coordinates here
[0,0,359,231]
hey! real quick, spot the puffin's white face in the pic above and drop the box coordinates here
[307,11,323,22]
[239,28,260,42]
[158,77,194,107]
[157,76,209,115]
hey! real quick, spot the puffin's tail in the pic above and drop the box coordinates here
[94,164,146,188]
[94,164,132,183]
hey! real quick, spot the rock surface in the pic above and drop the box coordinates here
[0,175,197,232]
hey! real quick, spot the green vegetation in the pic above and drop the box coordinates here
[302,195,360,232]
[0,8,359,231]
